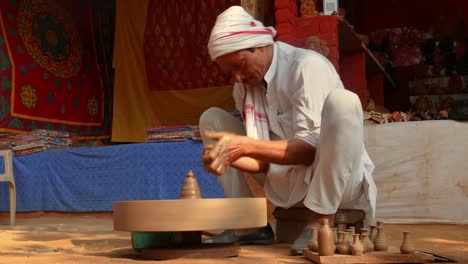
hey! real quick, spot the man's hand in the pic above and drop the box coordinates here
[201,131,247,176]
[201,143,228,176]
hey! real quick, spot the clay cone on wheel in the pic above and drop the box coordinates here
[180,170,201,199]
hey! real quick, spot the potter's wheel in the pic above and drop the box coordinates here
[113,171,267,259]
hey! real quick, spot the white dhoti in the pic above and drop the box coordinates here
[199,89,376,227]
[302,89,376,227]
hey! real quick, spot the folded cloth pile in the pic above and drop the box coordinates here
[145,125,194,142]
[12,129,73,155]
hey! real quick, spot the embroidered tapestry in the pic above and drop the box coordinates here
[0,0,112,138]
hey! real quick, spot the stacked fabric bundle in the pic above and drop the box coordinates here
[11,129,73,155]
[0,133,13,150]
[145,126,196,142]
[33,129,73,149]
[144,125,206,142]
[11,133,47,155]
[189,125,202,141]
[145,109,242,143]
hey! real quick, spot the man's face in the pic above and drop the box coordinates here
[215,48,268,89]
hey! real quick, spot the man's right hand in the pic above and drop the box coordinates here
[201,130,274,175]
[201,144,229,176]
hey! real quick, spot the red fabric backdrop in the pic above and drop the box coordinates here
[143,0,238,91]
[0,0,112,137]
[0,0,103,125]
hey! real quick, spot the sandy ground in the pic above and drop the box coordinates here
[0,212,466,264]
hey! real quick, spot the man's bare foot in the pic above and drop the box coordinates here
[204,224,275,245]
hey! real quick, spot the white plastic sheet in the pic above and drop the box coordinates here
[364,120,468,223]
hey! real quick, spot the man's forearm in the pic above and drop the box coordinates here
[244,138,316,166]
[203,131,316,175]
[231,156,269,173]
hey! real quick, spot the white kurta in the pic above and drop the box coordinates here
[233,42,377,226]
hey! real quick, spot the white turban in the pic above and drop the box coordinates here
[207,6,277,61]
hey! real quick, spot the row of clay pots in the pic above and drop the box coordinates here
[307,221,415,256]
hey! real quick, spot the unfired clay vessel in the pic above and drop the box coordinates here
[374,226,388,251]
[318,219,335,256]
[360,229,374,252]
[336,231,351,255]
[351,234,364,256]
[180,170,201,199]
[400,231,415,254]
[369,225,378,242]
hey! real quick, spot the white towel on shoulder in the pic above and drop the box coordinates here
[241,83,270,140]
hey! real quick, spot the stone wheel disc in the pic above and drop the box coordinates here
[113,198,267,232]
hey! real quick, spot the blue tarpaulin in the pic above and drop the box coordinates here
[0,141,224,212]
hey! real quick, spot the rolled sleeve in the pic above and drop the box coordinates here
[290,55,337,147]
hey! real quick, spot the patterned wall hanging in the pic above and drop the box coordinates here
[143,0,238,91]
[0,0,112,138]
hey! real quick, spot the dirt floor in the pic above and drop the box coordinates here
[0,212,466,264]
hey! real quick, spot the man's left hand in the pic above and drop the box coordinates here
[202,130,247,176]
